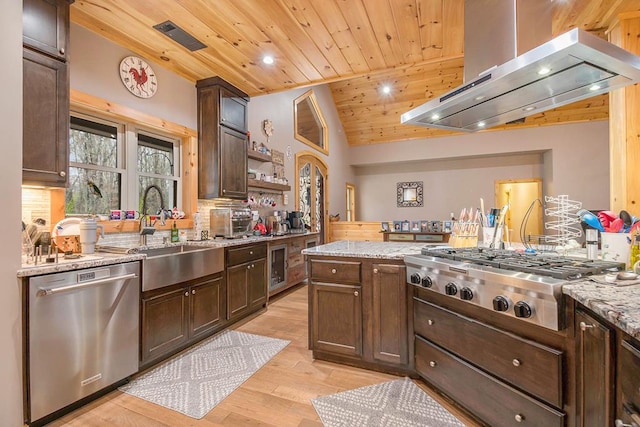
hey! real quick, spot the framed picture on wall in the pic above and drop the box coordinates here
[381,222,390,231]
[401,220,410,232]
[411,221,421,231]
[392,221,402,232]
[420,220,430,232]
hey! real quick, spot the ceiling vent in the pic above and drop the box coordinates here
[153,20,207,52]
[401,0,640,132]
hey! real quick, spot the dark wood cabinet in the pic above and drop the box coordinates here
[141,273,225,366]
[23,0,69,61]
[311,282,362,357]
[616,336,640,425]
[22,0,70,187]
[371,263,408,365]
[226,243,267,322]
[141,287,189,365]
[196,77,249,200]
[576,308,614,427]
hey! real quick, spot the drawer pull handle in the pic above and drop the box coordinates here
[428,319,434,326]
[373,268,378,274]
[331,269,337,274]
[515,414,525,423]
[615,420,631,427]
[250,251,253,255]
[354,291,359,297]
[429,361,437,368]
[192,289,196,294]
[580,321,595,331]
[184,291,189,297]
[512,359,521,367]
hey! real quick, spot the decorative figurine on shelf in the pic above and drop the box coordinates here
[262,119,273,144]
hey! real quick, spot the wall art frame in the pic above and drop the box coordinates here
[397,181,423,207]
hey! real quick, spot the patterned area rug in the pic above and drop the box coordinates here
[312,377,466,427]
[119,330,289,419]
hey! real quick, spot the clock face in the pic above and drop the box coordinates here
[119,56,158,98]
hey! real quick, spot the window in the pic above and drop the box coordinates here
[67,116,123,215]
[66,112,180,216]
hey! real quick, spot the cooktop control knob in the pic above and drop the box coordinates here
[492,296,510,312]
[460,287,473,301]
[410,273,422,285]
[514,301,533,318]
[445,282,458,296]
[421,276,433,288]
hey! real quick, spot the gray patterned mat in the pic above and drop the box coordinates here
[312,377,466,427]
[119,330,289,419]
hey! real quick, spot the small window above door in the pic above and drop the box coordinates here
[294,90,328,155]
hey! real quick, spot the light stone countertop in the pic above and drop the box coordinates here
[17,232,318,278]
[563,280,640,339]
[302,240,427,259]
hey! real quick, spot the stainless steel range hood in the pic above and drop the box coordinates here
[401,0,640,132]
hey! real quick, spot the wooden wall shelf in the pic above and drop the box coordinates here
[247,178,291,192]
[248,150,272,162]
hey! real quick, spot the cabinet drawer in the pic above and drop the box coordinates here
[387,233,414,241]
[414,298,563,407]
[310,260,361,284]
[227,244,267,266]
[415,336,565,427]
[619,339,640,417]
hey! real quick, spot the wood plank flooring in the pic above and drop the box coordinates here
[46,285,479,426]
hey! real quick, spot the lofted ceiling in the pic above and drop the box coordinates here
[71,0,640,146]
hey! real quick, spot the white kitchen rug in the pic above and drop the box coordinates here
[312,377,466,427]
[119,330,289,419]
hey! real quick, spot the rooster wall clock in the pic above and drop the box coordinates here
[119,56,158,98]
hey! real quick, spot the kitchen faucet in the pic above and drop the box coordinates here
[139,185,166,246]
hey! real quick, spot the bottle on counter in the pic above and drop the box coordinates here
[630,234,640,269]
[170,220,179,243]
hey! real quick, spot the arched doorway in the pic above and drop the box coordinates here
[295,151,328,243]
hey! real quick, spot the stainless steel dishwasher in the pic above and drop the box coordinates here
[25,261,140,425]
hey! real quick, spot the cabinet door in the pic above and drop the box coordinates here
[141,288,189,365]
[248,258,267,307]
[189,275,225,340]
[617,339,640,425]
[372,263,408,365]
[219,126,248,199]
[227,262,249,320]
[311,282,362,358]
[23,0,69,61]
[220,87,247,133]
[23,48,68,186]
[576,309,614,427]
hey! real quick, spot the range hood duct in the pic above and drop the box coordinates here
[401,0,640,132]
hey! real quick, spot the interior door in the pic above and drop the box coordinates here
[296,152,328,243]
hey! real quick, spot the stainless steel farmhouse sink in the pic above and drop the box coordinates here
[139,245,224,292]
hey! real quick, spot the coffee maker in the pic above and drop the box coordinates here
[288,211,305,233]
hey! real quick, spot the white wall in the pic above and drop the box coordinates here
[2,2,26,425]
[247,85,355,218]
[70,24,197,129]
[350,121,609,221]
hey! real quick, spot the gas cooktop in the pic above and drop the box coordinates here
[420,247,624,280]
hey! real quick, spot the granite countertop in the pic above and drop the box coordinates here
[302,240,426,259]
[18,232,319,278]
[563,280,640,339]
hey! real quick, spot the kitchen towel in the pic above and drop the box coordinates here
[312,377,465,427]
[119,330,289,419]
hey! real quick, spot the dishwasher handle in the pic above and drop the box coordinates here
[37,273,138,296]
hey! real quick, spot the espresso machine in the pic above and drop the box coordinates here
[288,211,305,233]
[266,211,288,235]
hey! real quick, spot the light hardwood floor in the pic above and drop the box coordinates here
[46,285,479,426]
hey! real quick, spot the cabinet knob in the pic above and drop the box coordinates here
[222,189,226,194]
[512,359,521,367]
[580,321,595,331]
[515,414,525,423]
[251,264,254,268]
[354,291,359,297]
[428,319,434,326]
[59,48,65,55]
[247,265,251,270]
[59,171,66,177]
[331,268,337,274]
[184,291,189,297]
[250,251,253,255]
[615,420,631,427]
[192,289,196,294]
[429,361,437,368]
[373,268,378,274]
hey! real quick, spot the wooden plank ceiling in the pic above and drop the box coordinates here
[71,0,640,145]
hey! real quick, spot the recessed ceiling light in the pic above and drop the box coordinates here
[381,85,391,95]
[475,95,485,101]
[590,84,601,91]
[262,55,274,65]
[477,121,485,128]
[538,67,551,75]
[431,113,440,120]
[523,106,535,112]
